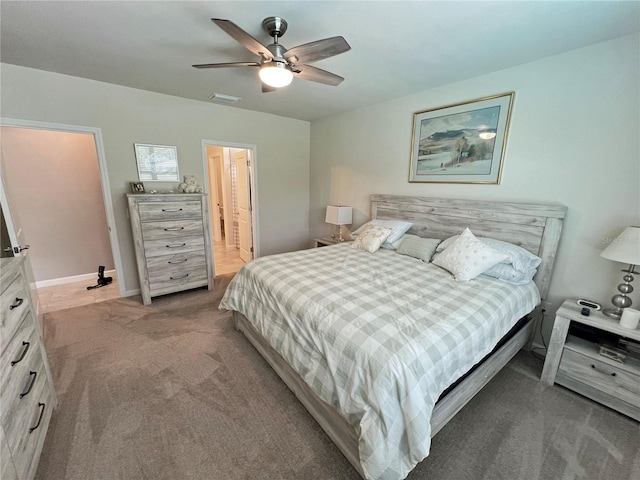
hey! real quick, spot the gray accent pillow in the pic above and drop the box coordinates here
[396,235,441,262]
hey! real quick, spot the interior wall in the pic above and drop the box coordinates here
[1,63,311,295]
[310,33,640,340]
[0,127,114,281]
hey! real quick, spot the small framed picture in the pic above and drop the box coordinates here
[130,182,145,193]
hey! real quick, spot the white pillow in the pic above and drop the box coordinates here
[436,234,541,272]
[351,219,412,248]
[351,225,393,253]
[432,228,507,281]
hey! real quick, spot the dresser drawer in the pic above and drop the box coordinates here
[1,321,38,421]
[149,264,208,296]
[146,251,206,273]
[1,342,44,435]
[1,275,31,355]
[141,219,204,241]
[138,201,202,221]
[143,235,206,258]
[1,426,19,480]
[6,375,54,480]
[558,347,640,407]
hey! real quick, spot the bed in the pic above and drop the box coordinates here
[219,194,566,480]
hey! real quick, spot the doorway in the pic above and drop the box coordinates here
[202,141,257,276]
[0,118,125,313]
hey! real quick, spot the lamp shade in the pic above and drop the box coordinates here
[601,226,640,265]
[325,205,352,226]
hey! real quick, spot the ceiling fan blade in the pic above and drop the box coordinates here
[285,36,350,64]
[211,18,273,60]
[294,64,344,86]
[261,83,277,93]
[192,61,260,69]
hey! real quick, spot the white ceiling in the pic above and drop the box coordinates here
[2,1,639,122]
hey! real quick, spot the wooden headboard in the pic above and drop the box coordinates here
[371,194,567,299]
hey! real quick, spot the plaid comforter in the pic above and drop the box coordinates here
[219,243,540,480]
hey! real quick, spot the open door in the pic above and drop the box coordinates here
[0,171,42,328]
[234,150,253,263]
[207,152,223,242]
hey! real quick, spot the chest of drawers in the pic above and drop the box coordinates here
[127,193,214,305]
[1,257,57,480]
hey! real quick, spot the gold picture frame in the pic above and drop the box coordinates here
[408,92,514,184]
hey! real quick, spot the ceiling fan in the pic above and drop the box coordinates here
[193,17,351,92]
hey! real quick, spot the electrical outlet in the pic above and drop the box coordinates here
[541,300,552,312]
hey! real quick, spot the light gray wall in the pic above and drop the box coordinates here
[1,127,114,281]
[1,64,311,295]
[310,33,640,339]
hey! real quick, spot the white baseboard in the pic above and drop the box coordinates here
[36,269,117,288]
[123,288,141,298]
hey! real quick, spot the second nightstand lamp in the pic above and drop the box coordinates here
[600,225,640,319]
[325,205,352,242]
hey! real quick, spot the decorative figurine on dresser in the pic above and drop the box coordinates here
[127,193,214,305]
[1,257,57,480]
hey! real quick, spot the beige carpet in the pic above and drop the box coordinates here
[36,275,640,480]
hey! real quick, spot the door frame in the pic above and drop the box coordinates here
[201,139,259,267]
[0,117,126,298]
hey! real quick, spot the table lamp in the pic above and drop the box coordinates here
[600,226,640,319]
[325,205,352,242]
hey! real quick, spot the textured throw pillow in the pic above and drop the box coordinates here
[436,233,541,272]
[352,225,393,253]
[396,235,441,262]
[351,219,412,248]
[432,228,508,281]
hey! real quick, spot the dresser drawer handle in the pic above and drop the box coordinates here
[162,208,183,212]
[11,341,30,366]
[20,371,37,398]
[170,273,189,280]
[168,258,188,264]
[591,364,617,376]
[9,297,24,310]
[166,243,187,249]
[29,403,46,434]
[163,227,184,231]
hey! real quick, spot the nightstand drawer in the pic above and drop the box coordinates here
[558,348,640,406]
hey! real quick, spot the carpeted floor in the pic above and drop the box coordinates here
[35,274,640,480]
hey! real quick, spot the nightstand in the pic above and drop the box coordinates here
[314,237,341,248]
[541,299,640,420]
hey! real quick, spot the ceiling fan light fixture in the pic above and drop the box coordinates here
[259,62,293,88]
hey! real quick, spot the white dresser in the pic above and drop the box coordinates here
[1,257,57,480]
[127,193,214,305]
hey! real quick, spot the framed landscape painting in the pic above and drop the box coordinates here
[408,92,514,184]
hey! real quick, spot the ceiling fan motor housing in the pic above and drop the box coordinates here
[262,16,288,39]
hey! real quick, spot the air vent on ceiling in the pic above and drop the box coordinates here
[208,93,241,104]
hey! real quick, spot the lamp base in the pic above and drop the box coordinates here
[602,308,622,319]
